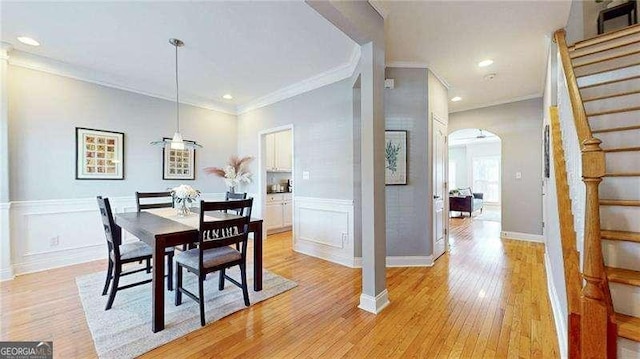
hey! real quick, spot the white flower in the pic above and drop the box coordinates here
[171,184,200,200]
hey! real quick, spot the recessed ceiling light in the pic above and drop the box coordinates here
[222,94,233,100]
[17,36,40,46]
[478,59,494,67]
[451,96,462,102]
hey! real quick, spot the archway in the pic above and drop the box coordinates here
[448,128,502,224]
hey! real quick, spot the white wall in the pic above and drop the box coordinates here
[448,140,501,201]
[449,98,544,236]
[448,145,468,189]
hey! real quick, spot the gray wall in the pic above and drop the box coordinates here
[237,78,353,200]
[384,68,429,257]
[449,98,544,235]
[8,66,237,201]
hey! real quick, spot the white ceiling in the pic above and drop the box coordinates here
[1,1,357,113]
[375,0,571,113]
[449,128,500,146]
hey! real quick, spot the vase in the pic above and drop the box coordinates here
[229,186,236,194]
[176,200,191,217]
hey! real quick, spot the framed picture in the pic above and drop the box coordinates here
[162,138,196,180]
[544,124,550,179]
[385,130,407,185]
[76,127,124,180]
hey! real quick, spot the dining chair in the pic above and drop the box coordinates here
[225,192,247,201]
[174,198,253,326]
[135,191,174,211]
[97,196,174,310]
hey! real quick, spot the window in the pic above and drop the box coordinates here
[472,156,500,203]
[448,161,456,190]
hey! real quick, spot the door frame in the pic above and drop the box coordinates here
[257,124,295,244]
[432,115,449,257]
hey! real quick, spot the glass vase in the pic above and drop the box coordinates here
[176,200,191,217]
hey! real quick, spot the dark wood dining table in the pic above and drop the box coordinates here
[114,207,263,333]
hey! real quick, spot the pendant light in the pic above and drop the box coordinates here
[151,38,202,149]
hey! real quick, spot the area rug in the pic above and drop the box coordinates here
[474,209,501,222]
[76,267,297,358]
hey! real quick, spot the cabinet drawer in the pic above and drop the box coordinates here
[266,193,284,203]
[283,193,293,202]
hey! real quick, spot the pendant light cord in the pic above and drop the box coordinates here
[175,42,180,133]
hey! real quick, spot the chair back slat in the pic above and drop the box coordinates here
[136,191,174,212]
[225,192,247,200]
[197,199,253,260]
[97,196,122,259]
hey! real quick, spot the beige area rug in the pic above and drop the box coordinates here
[76,267,296,358]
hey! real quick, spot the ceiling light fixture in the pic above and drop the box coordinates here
[222,94,233,100]
[451,96,462,102]
[17,36,40,46]
[151,38,202,150]
[478,59,494,67]
[477,129,487,139]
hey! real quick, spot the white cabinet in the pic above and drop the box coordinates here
[266,131,292,172]
[266,193,293,233]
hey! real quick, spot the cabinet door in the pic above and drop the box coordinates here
[275,131,292,171]
[283,201,292,227]
[265,133,276,171]
[265,202,283,230]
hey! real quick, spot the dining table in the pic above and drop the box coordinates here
[114,207,264,333]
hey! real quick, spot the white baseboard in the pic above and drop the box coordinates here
[293,244,358,268]
[501,231,544,243]
[358,289,390,314]
[12,244,106,276]
[0,267,15,281]
[545,251,568,359]
[350,256,433,268]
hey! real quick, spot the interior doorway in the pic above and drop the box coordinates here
[448,129,502,224]
[258,126,294,243]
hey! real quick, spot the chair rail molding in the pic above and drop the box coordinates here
[6,193,227,277]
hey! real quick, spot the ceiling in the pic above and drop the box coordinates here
[1,1,357,113]
[375,0,571,113]
[449,128,500,146]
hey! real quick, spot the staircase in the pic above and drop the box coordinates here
[567,24,640,357]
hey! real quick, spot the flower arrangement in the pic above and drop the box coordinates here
[204,156,254,192]
[170,184,200,216]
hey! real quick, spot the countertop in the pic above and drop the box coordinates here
[266,191,292,195]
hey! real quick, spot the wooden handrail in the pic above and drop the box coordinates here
[554,29,614,358]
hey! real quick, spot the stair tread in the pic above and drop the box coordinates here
[603,146,640,153]
[571,24,640,49]
[574,49,640,68]
[616,313,640,342]
[579,75,640,90]
[607,266,640,286]
[592,125,640,134]
[605,172,640,177]
[576,61,640,78]
[587,106,640,117]
[600,199,640,206]
[570,37,640,59]
[602,229,640,243]
[584,89,640,102]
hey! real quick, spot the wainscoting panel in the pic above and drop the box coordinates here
[9,193,225,276]
[293,197,355,267]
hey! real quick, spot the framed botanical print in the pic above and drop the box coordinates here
[163,138,196,180]
[385,130,407,185]
[76,127,124,180]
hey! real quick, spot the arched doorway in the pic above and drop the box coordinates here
[448,128,502,223]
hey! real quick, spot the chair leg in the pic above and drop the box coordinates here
[167,253,174,291]
[175,264,183,306]
[219,268,226,290]
[146,258,151,273]
[240,264,250,307]
[102,259,113,296]
[105,265,121,310]
[199,274,206,326]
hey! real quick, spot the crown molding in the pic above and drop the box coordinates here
[449,93,543,114]
[368,0,388,19]
[7,50,237,115]
[237,45,361,115]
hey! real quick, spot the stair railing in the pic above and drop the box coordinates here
[554,29,615,358]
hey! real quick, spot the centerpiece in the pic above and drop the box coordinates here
[170,184,200,216]
[204,156,254,193]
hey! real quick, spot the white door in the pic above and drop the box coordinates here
[433,119,447,260]
[275,130,292,171]
[265,133,276,171]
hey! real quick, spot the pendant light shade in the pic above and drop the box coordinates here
[151,38,202,149]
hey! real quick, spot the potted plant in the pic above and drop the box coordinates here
[204,156,254,193]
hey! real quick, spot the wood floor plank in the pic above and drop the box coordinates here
[0,217,559,358]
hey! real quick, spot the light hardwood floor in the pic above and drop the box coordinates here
[0,217,559,358]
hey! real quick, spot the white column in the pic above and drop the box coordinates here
[0,43,13,280]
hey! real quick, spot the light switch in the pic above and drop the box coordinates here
[303,171,310,180]
[515,171,522,180]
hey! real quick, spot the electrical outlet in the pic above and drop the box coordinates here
[50,236,60,247]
